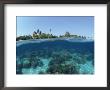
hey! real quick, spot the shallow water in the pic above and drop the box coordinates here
[16,40,94,74]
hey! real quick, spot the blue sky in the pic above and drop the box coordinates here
[16,16,94,37]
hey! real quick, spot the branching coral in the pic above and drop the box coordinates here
[47,50,79,74]
[47,62,79,74]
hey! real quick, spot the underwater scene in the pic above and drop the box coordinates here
[16,39,94,74]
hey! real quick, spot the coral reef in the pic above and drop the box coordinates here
[16,52,44,74]
[47,63,79,74]
[16,40,94,74]
[47,51,80,74]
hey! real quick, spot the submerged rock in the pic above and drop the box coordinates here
[22,58,31,68]
[29,56,44,68]
[72,53,87,64]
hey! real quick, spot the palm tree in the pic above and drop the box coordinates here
[39,31,42,39]
[36,29,40,39]
[33,31,37,39]
[37,29,40,34]
[39,31,42,35]
[65,32,70,37]
[34,31,37,34]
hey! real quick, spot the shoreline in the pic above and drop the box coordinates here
[16,38,94,47]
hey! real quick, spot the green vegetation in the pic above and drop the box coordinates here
[16,29,86,41]
[16,35,32,41]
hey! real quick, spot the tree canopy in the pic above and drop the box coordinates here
[16,29,86,41]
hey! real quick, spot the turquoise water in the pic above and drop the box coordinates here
[16,39,94,74]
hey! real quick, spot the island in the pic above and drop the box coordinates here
[16,29,92,41]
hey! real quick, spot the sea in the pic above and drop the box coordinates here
[16,39,94,74]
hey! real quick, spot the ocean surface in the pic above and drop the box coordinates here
[16,39,94,74]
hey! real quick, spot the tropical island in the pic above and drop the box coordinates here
[16,29,89,41]
[16,16,94,75]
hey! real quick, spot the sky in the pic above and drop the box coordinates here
[16,16,94,38]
